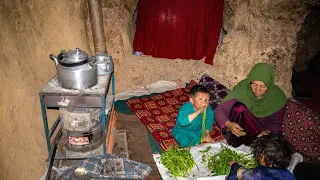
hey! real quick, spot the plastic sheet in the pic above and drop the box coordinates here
[153,141,303,180]
[153,142,245,180]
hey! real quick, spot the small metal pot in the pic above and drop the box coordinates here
[94,52,114,75]
[50,48,97,90]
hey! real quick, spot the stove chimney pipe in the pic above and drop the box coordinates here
[88,0,107,53]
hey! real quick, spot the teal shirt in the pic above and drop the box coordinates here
[172,101,214,147]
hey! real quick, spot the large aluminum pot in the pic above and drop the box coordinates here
[50,48,97,90]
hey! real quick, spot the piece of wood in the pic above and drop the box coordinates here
[50,121,62,145]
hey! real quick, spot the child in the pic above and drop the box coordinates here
[171,85,215,147]
[226,134,295,180]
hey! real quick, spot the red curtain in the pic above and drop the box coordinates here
[133,0,224,65]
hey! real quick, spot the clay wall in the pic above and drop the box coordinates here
[0,0,318,179]
[0,0,89,179]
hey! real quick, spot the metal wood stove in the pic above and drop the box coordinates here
[39,74,114,160]
[60,108,103,152]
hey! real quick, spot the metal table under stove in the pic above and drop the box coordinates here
[39,73,115,161]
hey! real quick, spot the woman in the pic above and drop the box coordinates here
[215,63,287,147]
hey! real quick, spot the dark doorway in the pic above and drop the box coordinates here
[292,7,320,114]
[292,50,320,113]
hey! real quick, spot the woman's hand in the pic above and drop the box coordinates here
[225,121,245,137]
[257,129,271,137]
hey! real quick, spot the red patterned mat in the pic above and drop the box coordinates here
[126,85,224,151]
[283,99,320,163]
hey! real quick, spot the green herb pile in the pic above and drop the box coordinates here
[160,147,198,177]
[200,144,258,176]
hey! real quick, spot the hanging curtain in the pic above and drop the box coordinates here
[133,0,224,65]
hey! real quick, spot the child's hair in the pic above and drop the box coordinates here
[190,85,210,98]
[251,134,293,168]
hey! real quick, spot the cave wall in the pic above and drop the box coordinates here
[101,0,311,96]
[295,7,320,72]
[0,0,89,179]
[0,0,318,179]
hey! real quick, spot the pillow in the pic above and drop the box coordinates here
[198,74,229,110]
[283,99,320,163]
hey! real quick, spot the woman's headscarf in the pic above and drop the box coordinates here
[223,63,287,117]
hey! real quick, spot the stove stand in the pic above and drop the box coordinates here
[39,73,115,160]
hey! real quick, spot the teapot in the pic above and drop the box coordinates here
[50,48,97,90]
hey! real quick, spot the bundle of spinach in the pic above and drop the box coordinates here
[200,144,258,176]
[160,147,198,178]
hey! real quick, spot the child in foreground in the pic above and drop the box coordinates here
[226,134,295,180]
[172,85,215,147]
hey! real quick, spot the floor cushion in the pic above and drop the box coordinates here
[198,74,230,110]
[283,99,320,163]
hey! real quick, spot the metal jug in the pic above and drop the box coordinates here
[50,48,98,90]
[94,52,114,75]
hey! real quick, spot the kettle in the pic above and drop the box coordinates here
[50,48,98,90]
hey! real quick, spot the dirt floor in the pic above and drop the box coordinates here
[115,112,162,180]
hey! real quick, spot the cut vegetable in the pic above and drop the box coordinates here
[200,144,258,176]
[200,109,207,143]
[160,147,198,178]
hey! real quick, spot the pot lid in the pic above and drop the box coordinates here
[60,48,88,64]
[95,52,108,63]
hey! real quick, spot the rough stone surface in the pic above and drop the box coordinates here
[223,0,235,32]
[0,0,319,179]
[100,0,312,97]
[0,0,89,179]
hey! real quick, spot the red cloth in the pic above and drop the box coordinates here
[133,0,224,64]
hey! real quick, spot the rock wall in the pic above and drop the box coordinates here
[101,0,313,96]
[0,0,89,179]
[0,0,319,179]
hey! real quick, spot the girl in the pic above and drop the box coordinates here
[226,134,295,180]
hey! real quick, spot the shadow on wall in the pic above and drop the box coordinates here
[294,7,320,72]
[291,6,320,111]
[291,50,320,113]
